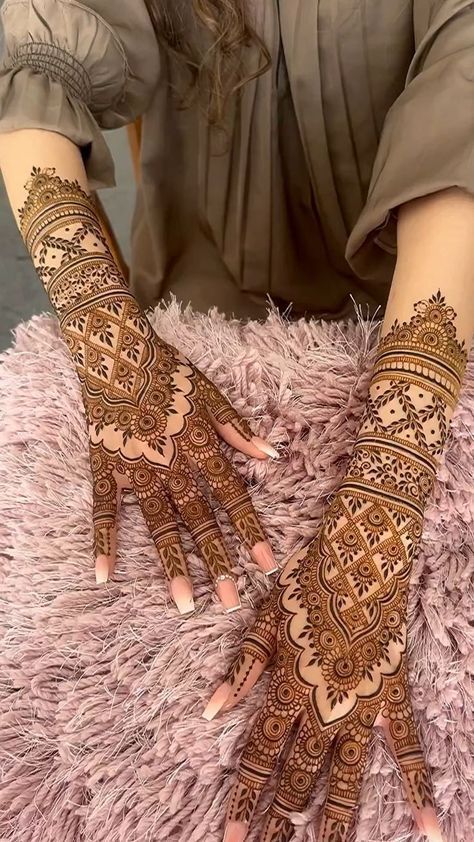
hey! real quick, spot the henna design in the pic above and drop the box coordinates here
[19,168,269,602]
[223,292,467,840]
[198,370,253,442]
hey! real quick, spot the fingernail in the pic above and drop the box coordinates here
[251,436,279,459]
[414,809,428,837]
[169,576,195,615]
[223,821,248,842]
[95,555,109,584]
[420,807,444,841]
[202,682,232,721]
[216,577,241,613]
[250,540,279,575]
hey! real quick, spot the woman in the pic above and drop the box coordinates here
[0,2,473,841]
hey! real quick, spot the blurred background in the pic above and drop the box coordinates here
[0,127,135,351]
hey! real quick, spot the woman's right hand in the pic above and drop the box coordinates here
[20,163,278,613]
[0,121,279,614]
[84,311,279,614]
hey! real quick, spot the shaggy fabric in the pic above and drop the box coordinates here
[0,300,473,842]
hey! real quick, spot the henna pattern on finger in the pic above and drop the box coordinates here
[226,292,467,840]
[197,370,254,442]
[18,168,268,594]
[89,442,118,558]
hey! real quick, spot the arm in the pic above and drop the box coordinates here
[0,129,278,611]
[205,187,474,842]
[383,186,474,346]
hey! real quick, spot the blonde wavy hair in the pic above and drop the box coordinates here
[144,0,271,124]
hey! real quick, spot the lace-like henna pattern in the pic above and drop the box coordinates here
[19,168,267,596]
[224,292,467,841]
[197,370,253,442]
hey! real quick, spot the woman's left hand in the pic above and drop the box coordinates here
[203,490,443,842]
[203,288,471,841]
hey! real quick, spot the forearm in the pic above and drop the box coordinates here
[382,187,474,349]
[341,187,474,526]
[0,129,129,315]
[380,186,474,451]
[0,129,147,405]
[1,129,90,233]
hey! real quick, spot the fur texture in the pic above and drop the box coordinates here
[0,300,472,842]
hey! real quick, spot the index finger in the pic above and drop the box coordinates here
[202,588,280,721]
[197,370,279,460]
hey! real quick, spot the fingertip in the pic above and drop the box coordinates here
[213,418,279,461]
[169,576,195,615]
[223,820,248,842]
[95,555,111,584]
[250,541,279,575]
[250,437,279,460]
[420,806,444,841]
[202,682,232,721]
[215,576,241,613]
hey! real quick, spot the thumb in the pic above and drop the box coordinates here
[197,370,279,460]
[202,589,279,720]
[90,445,120,584]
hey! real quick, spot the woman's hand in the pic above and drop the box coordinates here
[15,161,278,613]
[82,313,279,612]
[203,288,470,840]
[203,501,441,842]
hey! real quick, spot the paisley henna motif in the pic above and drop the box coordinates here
[214,291,467,841]
[19,167,274,610]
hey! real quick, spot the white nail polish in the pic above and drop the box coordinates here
[251,437,280,459]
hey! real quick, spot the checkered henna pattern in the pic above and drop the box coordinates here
[219,291,467,842]
[18,168,275,610]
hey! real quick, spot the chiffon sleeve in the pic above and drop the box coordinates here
[0,0,160,189]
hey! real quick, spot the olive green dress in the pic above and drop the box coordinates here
[1,0,473,320]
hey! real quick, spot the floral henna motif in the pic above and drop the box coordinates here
[19,168,270,605]
[221,292,468,841]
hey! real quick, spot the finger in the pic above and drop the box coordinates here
[376,676,443,842]
[316,712,373,842]
[127,461,194,615]
[167,458,241,612]
[194,443,278,575]
[223,669,303,841]
[202,589,279,720]
[90,444,119,585]
[260,710,333,842]
[197,370,279,460]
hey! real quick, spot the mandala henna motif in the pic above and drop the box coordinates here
[18,167,270,606]
[219,291,468,841]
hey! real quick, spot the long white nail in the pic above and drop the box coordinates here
[169,576,195,615]
[223,821,248,842]
[202,682,232,721]
[420,806,444,841]
[95,555,109,584]
[250,541,279,574]
[215,577,241,612]
[251,436,279,459]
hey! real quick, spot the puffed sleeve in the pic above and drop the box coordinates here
[346,0,474,281]
[0,0,160,189]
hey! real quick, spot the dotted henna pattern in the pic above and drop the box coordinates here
[19,167,265,590]
[225,291,468,840]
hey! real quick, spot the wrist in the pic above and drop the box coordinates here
[19,167,132,320]
[340,291,467,516]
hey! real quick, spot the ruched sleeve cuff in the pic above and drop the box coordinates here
[345,0,474,282]
[0,63,116,189]
[0,0,160,190]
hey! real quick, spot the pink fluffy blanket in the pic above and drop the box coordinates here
[0,301,472,842]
